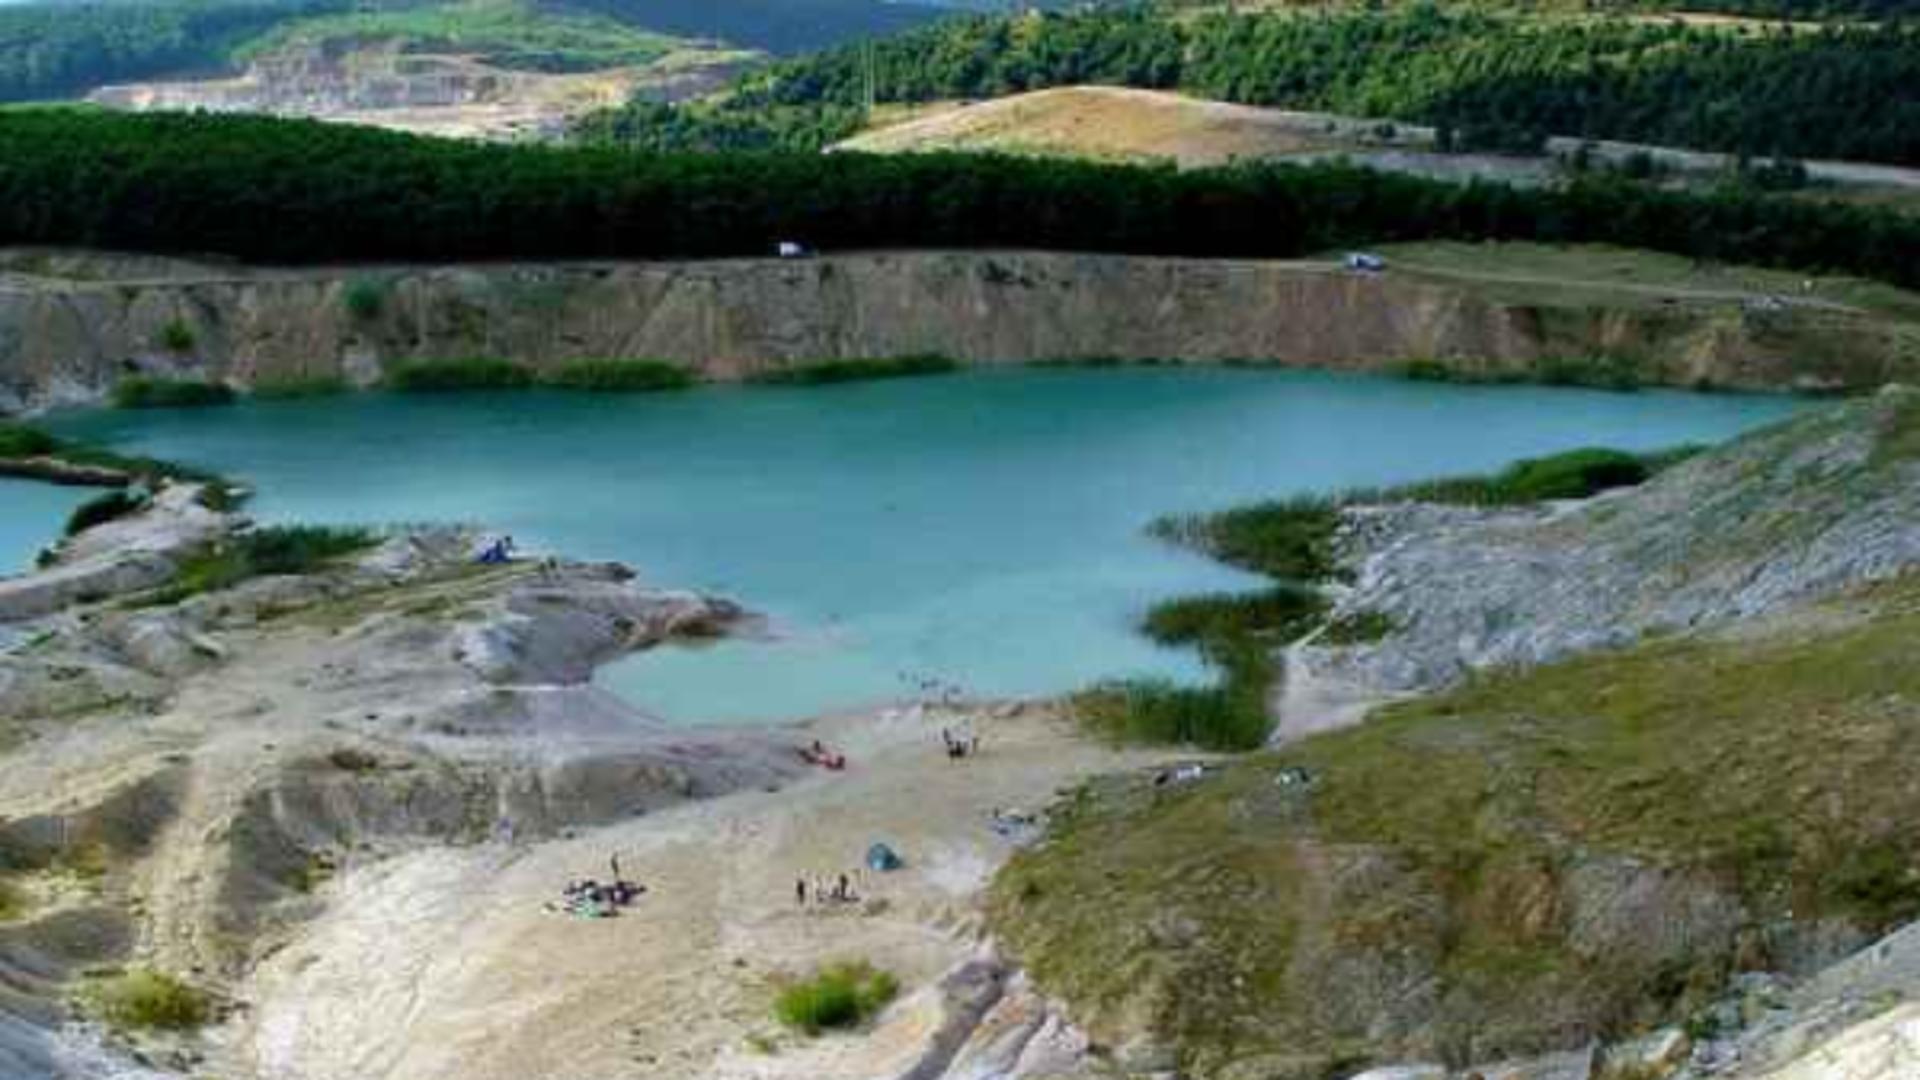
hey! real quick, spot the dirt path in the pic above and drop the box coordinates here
[233,704,1165,1080]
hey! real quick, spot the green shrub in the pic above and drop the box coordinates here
[88,969,211,1031]
[64,490,142,536]
[545,359,694,392]
[252,374,350,399]
[384,358,534,392]
[1320,609,1396,645]
[1536,353,1645,392]
[1489,448,1652,503]
[751,354,957,386]
[1149,496,1343,582]
[111,376,235,409]
[0,422,58,458]
[343,277,387,321]
[1074,676,1272,752]
[774,962,899,1035]
[157,319,195,353]
[140,524,376,605]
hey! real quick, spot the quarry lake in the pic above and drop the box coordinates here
[30,369,1804,723]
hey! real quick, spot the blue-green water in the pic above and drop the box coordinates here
[0,480,96,572]
[35,370,1803,723]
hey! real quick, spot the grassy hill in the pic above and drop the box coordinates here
[581,4,1920,167]
[989,395,1920,1077]
[230,0,684,74]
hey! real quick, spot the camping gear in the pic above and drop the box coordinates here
[866,842,904,872]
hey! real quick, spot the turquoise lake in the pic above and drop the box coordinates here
[0,479,99,572]
[26,369,1803,723]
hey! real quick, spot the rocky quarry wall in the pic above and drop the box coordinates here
[1,249,1907,412]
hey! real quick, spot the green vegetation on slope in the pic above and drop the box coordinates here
[0,421,238,505]
[584,6,1920,165]
[1086,446,1689,751]
[86,969,211,1032]
[7,111,1920,289]
[137,525,378,606]
[995,574,1920,1076]
[384,357,537,391]
[64,491,145,537]
[747,354,958,385]
[0,0,342,103]
[111,376,236,409]
[234,0,680,74]
[546,359,694,391]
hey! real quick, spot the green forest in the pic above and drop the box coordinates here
[4,110,1917,286]
[581,5,1920,165]
[0,0,942,104]
[0,0,338,102]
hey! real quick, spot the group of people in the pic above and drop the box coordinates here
[795,871,863,907]
[799,739,847,770]
[549,856,644,919]
[475,534,518,565]
[941,726,981,761]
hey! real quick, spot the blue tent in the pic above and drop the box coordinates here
[866,842,903,872]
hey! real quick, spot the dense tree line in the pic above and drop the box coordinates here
[582,5,1920,165]
[561,0,944,56]
[3,110,1918,289]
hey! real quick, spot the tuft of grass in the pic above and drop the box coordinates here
[88,969,211,1032]
[1321,609,1396,645]
[0,422,59,458]
[1073,675,1271,752]
[0,875,22,921]
[64,490,143,536]
[384,358,534,392]
[343,276,387,321]
[545,359,694,393]
[111,376,235,409]
[156,319,195,353]
[326,747,381,773]
[750,354,958,386]
[137,525,377,606]
[253,374,350,400]
[774,962,899,1035]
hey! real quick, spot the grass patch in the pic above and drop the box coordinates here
[0,422,59,458]
[0,875,21,921]
[343,276,387,321]
[64,490,143,536]
[384,358,534,392]
[252,374,350,400]
[750,354,958,386]
[111,376,235,409]
[137,525,377,606]
[87,969,211,1032]
[773,962,899,1035]
[156,319,195,353]
[545,359,694,393]
[1074,676,1271,753]
[1321,609,1396,645]
[0,421,242,507]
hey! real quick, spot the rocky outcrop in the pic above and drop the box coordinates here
[0,484,233,623]
[86,42,749,142]
[1291,386,1920,706]
[1,248,1907,414]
